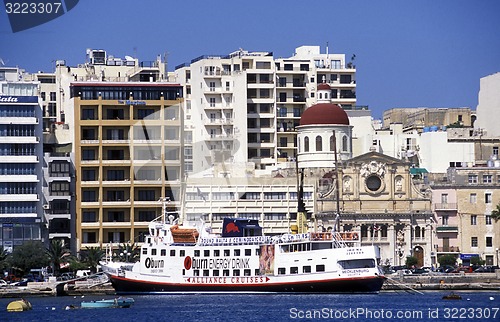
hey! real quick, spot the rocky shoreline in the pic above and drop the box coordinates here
[1,273,499,298]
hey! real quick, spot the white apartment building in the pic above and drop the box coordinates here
[476,72,500,138]
[174,45,358,176]
[0,67,44,251]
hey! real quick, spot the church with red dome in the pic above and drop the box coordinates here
[297,83,353,168]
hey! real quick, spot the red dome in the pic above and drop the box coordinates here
[317,83,331,91]
[299,103,350,126]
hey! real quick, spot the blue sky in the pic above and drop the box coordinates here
[1,0,499,118]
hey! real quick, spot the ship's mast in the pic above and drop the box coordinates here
[332,130,341,232]
[295,157,308,234]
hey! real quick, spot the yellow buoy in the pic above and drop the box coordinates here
[7,299,32,312]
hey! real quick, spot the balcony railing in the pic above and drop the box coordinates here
[436,226,459,232]
[436,246,460,253]
[434,203,458,211]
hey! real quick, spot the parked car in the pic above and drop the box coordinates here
[474,265,499,273]
[410,268,428,275]
[451,266,473,274]
[0,279,8,287]
[436,265,455,273]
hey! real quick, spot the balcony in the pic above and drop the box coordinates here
[436,246,460,253]
[434,203,457,211]
[436,226,458,233]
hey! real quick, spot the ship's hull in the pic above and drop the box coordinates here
[108,273,386,294]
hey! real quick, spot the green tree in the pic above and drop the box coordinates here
[438,254,457,267]
[470,256,485,266]
[46,240,71,276]
[405,256,418,268]
[9,241,50,275]
[0,246,10,272]
[113,242,140,263]
[491,203,500,222]
[80,247,104,273]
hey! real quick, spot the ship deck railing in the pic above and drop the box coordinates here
[196,232,359,247]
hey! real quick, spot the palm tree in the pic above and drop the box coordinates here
[491,203,500,222]
[46,240,71,276]
[0,246,10,272]
[113,242,140,263]
[80,247,104,274]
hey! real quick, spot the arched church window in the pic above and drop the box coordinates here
[342,135,348,152]
[316,135,322,151]
[304,136,309,152]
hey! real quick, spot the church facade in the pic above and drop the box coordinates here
[297,83,434,267]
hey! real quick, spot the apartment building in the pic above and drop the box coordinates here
[432,166,500,266]
[0,67,44,251]
[174,45,357,175]
[71,82,183,250]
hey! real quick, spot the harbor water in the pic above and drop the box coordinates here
[1,291,499,321]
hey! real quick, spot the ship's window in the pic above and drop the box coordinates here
[170,250,175,256]
[213,270,220,276]
[233,270,240,276]
[234,249,240,256]
[316,264,325,272]
[303,266,311,273]
[244,269,251,276]
[223,269,230,276]
[193,270,199,276]
[290,267,298,274]
[204,250,210,257]
[224,249,230,256]
[194,250,200,257]
[160,249,166,256]
[151,249,157,256]
[245,249,252,256]
[142,248,148,255]
[278,268,286,275]
[180,250,185,257]
[214,250,220,257]
[203,270,209,276]
[338,259,375,269]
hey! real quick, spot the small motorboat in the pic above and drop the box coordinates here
[81,297,134,309]
[442,293,462,300]
[7,299,32,312]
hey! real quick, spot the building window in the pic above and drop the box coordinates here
[471,215,477,225]
[470,193,477,204]
[486,215,492,225]
[471,237,478,247]
[442,215,449,226]
[304,137,309,152]
[485,193,492,204]
[342,135,348,152]
[486,236,493,247]
[315,136,322,152]
[483,175,493,183]
[82,211,97,222]
[468,174,478,184]
[493,147,498,156]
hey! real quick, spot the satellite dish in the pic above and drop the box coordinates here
[125,56,134,61]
